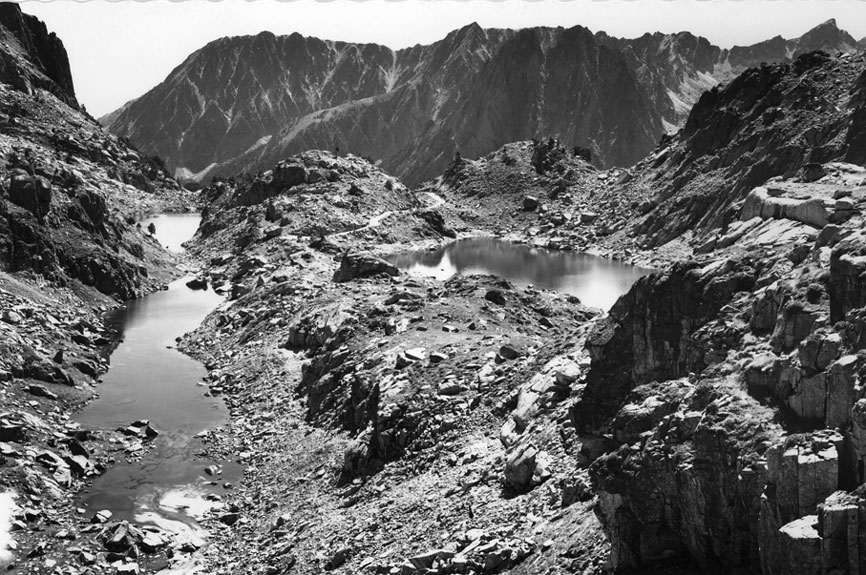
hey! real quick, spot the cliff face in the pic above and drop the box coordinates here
[562,50,866,573]
[0,3,76,107]
[104,20,860,187]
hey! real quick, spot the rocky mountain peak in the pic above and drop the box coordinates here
[793,17,859,55]
[106,19,863,187]
[0,2,77,107]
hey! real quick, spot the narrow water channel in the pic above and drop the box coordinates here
[386,238,652,310]
[74,215,239,544]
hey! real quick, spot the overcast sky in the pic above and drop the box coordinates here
[19,0,866,118]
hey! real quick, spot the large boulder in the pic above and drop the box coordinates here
[332,252,399,283]
[273,161,307,188]
[8,169,52,221]
[503,443,537,492]
[741,187,828,228]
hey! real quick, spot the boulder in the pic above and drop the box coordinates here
[25,383,57,400]
[504,443,537,492]
[273,162,307,188]
[484,289,507,306]
[116,563,140,575]
[498,345,521,360]
[332,252,399,282]
[741,187,828,228]
[8,169,52,221]
[801,163,826,182]
[185,276,208,290]
[522,196,539,211]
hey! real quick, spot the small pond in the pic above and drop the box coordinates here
[138,213,202,253]
[74,214,238,544]
[386,238,652,310]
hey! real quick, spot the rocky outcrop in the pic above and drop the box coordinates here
[741,186,829,228]
[630,51,866,248]
[0,3,76,106]
[591,377,779,571]
[575,257,757,429]
[332,252,399,283]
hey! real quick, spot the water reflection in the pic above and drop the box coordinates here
[386,238,652,310]
[75,277,237,523]
[138,213,202,253]
[74,213,238,532]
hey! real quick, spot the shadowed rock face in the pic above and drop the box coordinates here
[0,3,76,106]
[576,257,758,430]
[104,20,859,187]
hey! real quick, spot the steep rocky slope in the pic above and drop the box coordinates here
[105,20,860,187]
[620,50,866,250]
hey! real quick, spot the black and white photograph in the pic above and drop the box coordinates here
[1,0,866,573]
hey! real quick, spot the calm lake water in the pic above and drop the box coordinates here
[386,238,652,310]
[138,213,202,253]
[75,215,237,540]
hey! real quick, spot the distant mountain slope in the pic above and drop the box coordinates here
[0,2,77,106]
[104,20,861,186]
[623,48,866,249]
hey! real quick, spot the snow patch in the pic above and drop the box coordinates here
[0,492,18,566]
[158,487,217,521]
[666,88,692,117]
[382,63,400,93]
[242,135,273,156]
[175,163,218,182]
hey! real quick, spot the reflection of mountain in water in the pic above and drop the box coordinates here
[386,238,652,310]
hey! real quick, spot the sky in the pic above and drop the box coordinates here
[19,0,866,118]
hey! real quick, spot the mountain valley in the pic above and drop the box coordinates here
[3,4,866,575]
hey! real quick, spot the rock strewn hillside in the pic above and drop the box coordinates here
[0,83,191,300]
[621,50,866,250]
[166,151,609,574]
[105,20,860,187]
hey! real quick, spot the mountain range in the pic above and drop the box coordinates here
[103,19,862,186]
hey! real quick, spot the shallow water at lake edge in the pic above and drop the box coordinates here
[73,215,239,540]
[386,238,653,310]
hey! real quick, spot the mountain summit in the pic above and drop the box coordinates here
[104,20,861,186]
